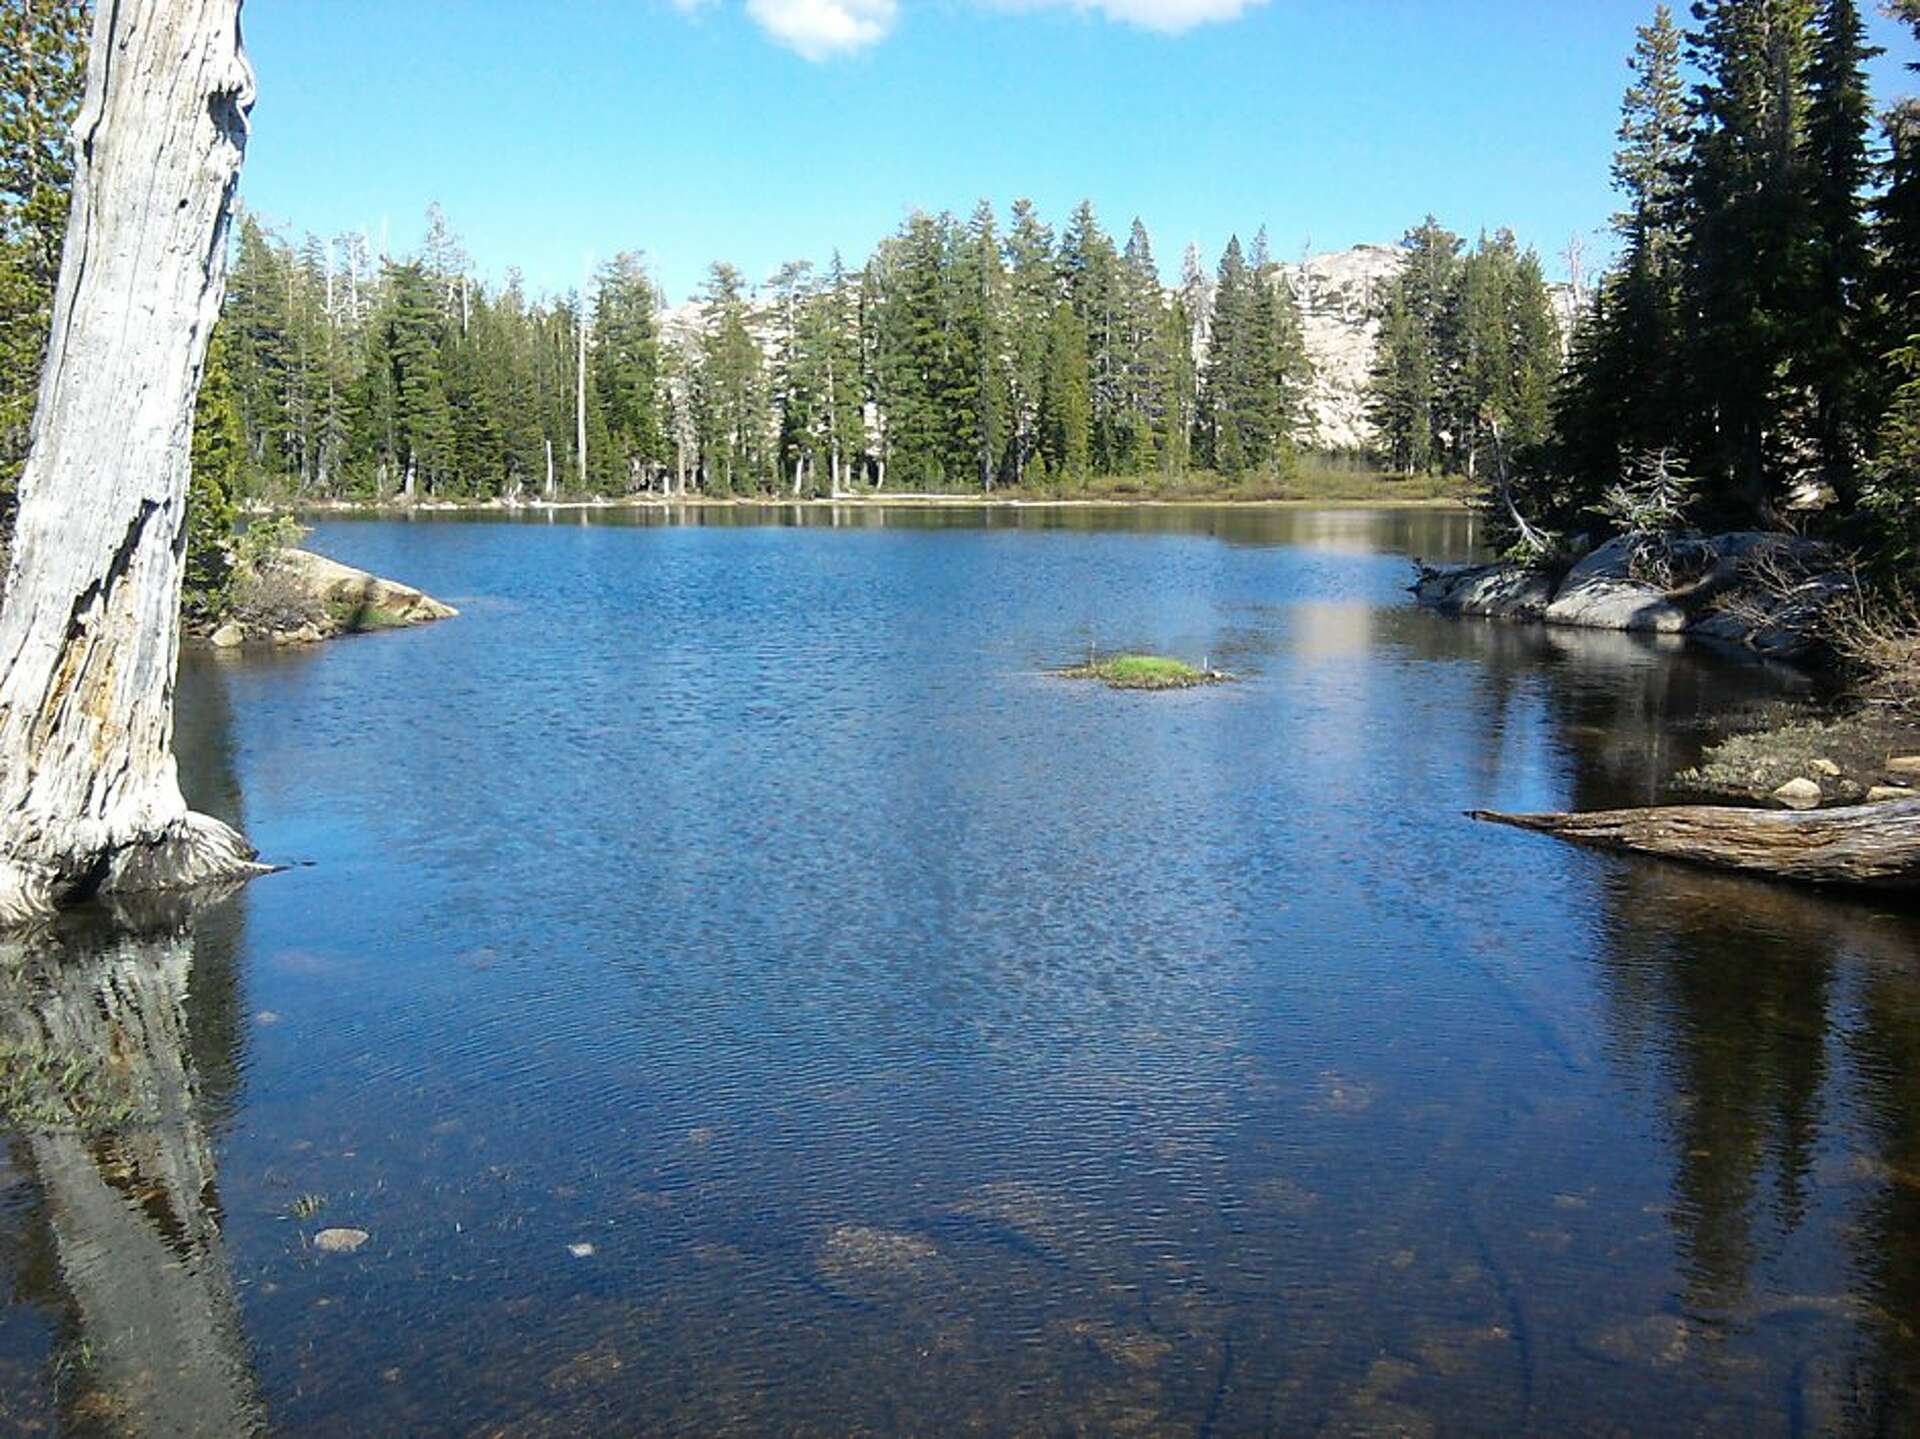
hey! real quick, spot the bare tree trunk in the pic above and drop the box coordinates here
[1473,798,1920,893]
[575,300,589,493]
[544,437,555,499]
[0,0,265,925]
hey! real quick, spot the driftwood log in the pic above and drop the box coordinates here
[0,0,262,924]
[1472,798,1920,893]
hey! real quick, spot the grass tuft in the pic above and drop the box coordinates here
[1055,654,1228,691]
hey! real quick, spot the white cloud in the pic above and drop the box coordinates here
[1070,0,1265,31]
[686,0,1259,61]
[991,0,1265,32]
[744,0,899,58]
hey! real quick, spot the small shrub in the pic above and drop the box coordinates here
[1593,448,1705,587]
[234,512,308,573]
[229,562,324,637]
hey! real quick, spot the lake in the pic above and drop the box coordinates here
[2,504,1918,1436]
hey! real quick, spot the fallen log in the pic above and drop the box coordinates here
[1471,798,1920,893]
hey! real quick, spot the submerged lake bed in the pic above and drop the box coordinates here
[4,504,1919,1435]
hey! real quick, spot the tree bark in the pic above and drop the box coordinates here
[0,0,264,925]
[1472,798,1920,893]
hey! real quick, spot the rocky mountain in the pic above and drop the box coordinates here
[1274,244,1405,453]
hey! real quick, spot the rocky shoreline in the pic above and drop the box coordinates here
[1418,531,1920,814]
[198,548,457,649]
[1413,531,1852,663]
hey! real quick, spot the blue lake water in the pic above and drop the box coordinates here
[2,504,1917,1436]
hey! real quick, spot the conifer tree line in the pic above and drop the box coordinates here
[192,198,1321,503]
[1365,221,1565,481]
[1542,0,1920,577]
[8,0,1919,580]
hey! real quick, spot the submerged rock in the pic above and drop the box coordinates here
[1581,1313,1694,1368]
[312,1227,369,1254]
[812,1224,944,1305]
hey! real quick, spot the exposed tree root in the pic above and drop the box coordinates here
[0,812,272,929]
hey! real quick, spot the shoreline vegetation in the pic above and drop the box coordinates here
[264,462,1475,516]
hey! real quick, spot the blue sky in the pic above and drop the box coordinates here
[238,1,1918,304]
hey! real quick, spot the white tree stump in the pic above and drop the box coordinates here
[0,0,264,924]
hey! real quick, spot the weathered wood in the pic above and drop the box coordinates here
[0,0,262,924]
[1472,798,1920,892]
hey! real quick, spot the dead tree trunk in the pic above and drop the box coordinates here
[0,0,265,925]
[1472,798,1920,893]
[575,298,589,493]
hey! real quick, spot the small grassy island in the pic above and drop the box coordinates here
[1056,654,1229,691]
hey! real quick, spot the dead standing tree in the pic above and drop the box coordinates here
[0,0,266,925]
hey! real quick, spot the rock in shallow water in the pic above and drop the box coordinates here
[270,547,459,633]
[312,1227,369,1254]
[1773,777,1825,810]
[1412,563,1558,620]
[812,1224,944,1305]
[1581,1313,1694,1368]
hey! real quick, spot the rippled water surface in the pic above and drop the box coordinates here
[4,504,1920,1436]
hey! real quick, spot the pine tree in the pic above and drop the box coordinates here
[1059,201,1121,471]
[1683,0,1821,517]
[1800,0,1879,500]
[1158,293,1197,477]
[185,322,243,619]
[768,258,820,495]
[1249,253,1313,468]
[1878,1,1920,343]
[0,0,88,500]
[1115,219,1167,473]
[1198,235,1252,473]
[870,212,954,489]
[594,252,664,492]
[1368,217,1462,474]
[694,262,769,495]
[225,214,295,488]
[1555,5,1690,509]
[1003,199,1056,485]
[384,260,456,498]
[1862,0,1920,582]
[816,252,866,496]
[952,200,1010,490]
[1039,301,1090,486]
